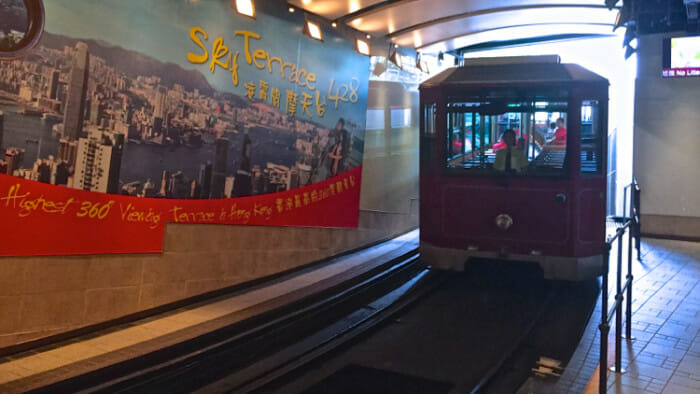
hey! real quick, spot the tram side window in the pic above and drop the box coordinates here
[581,100,602,174]
[444,102,479,167]
[532,104,568,174]
[447,112,468,159]
[445,100,568,176]
[422,103,436,137]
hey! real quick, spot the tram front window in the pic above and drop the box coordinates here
[445,100,568,176]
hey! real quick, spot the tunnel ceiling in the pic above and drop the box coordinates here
[288,0,694,55]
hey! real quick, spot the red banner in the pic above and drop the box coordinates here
[0,166,362,256]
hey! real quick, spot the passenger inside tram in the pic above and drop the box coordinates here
[542,117,567,149]
[494,129,528,172]
[548,121,557,138]
[492,126,525,151]
[444,99,573,175]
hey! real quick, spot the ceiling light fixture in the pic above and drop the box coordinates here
[389,44,402,68]
[355,39,370,56]
[304,20,323,41]
[373,57,387,76]
[233,0,255,18]
[416,53,428,73]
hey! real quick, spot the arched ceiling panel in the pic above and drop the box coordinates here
[420,23,619,53]
[344,0,607,36]
[391,7,617,49]
[287,0,620,54]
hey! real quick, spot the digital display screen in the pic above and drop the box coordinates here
[662,36,700,78]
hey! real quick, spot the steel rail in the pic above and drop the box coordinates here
[31,249,429,393]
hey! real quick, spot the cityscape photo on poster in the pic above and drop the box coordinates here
[0,0,370,256]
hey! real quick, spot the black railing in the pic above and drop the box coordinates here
[632,180,641,255]
[599,178,641,394]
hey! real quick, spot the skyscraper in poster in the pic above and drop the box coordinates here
[47,69,60,100]
[198,161,212,199]
[35,160,52,184]
[73,133,123,194]
[3,148,25,175]
[159,170,170,198]
[233,133,252,197]
[168,171,188,199]
[59,138,78,168]
[63,42,90,140]
[154,85,167,120]
[89,98,101,125]
[54,161,70,186]
[211,138,229,198]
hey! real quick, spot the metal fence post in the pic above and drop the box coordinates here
[599,180,641,391]
[613,231,624,373]
[626,208,634,341]
[633,180,641,258]
[599,242,611,394]
[622,185,629,220]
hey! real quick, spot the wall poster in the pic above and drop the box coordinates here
[0,0,369,256]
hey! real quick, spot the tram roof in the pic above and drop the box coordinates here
[420,62,608,89]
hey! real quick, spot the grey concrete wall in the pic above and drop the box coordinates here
[633,33,700,239]
[0,82,419,349]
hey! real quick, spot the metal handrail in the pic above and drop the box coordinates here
[632,178,641,257]
[599,178,641,394]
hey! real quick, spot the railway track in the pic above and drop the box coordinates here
[267,261,598,394]
[28,250,597,394]
[30,248,442,394]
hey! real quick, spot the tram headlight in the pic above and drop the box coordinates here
[495,214,513,230]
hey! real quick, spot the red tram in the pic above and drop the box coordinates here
[419,56,609,280]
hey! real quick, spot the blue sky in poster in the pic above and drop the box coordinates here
[43,0,369,132]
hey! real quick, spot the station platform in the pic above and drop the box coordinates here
[521,237,700,394]
[0,231,419,392]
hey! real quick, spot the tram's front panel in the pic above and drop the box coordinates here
[423,93,606,258]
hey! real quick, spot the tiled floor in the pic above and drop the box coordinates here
[0,231,419,392]
[520,236,700,394]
